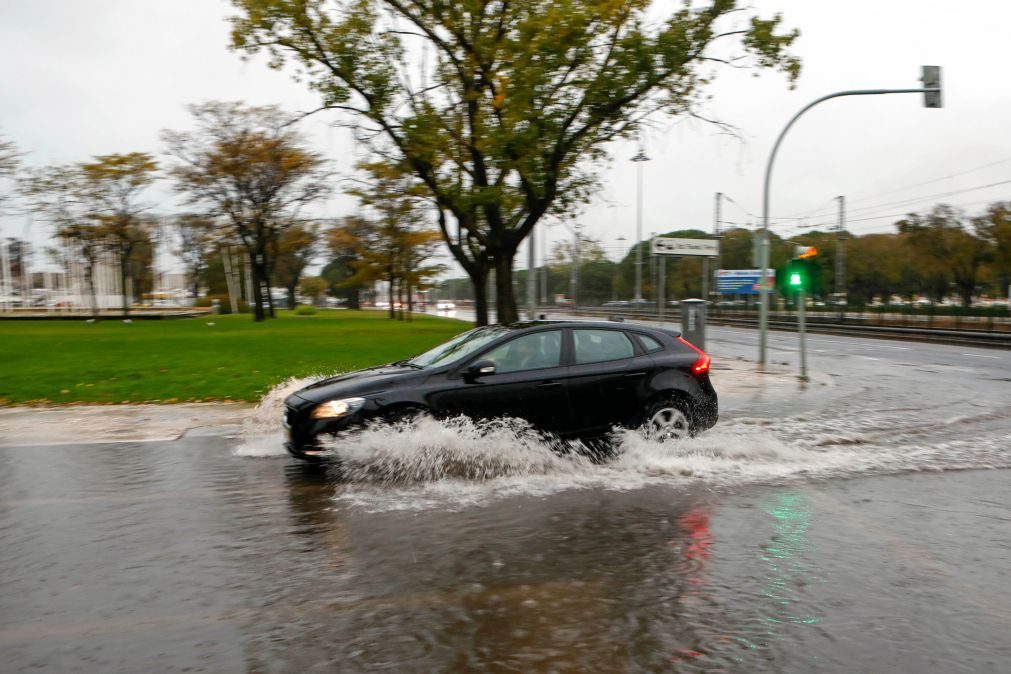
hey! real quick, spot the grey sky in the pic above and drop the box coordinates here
[2,0,1009,272]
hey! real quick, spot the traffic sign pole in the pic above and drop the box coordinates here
[798,287,808,381]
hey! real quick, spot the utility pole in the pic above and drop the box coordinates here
[713,192,722,307]
[570,224,580,308]
[836,195,846,321]
[540,223,548,305]
[758,69,944,367]
[631,148,650,301]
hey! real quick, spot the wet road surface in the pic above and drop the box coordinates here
[1,328,1009,672]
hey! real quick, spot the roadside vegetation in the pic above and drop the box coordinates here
[0,311,467,406]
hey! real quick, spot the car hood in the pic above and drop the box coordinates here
[286,364,423,407]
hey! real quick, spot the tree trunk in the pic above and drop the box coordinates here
[387,271,396,320]
[119,253,130,317]
[347,287,360,310]
[287,285,296,309]
[470,265,490,326]
[87,267,99,319]
[397,281,404,321]
[495,254,518,324]
[406,282,413,321]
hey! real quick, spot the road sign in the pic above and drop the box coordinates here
[717,269,776,295]
[794,245,818,259]
[651,237,719,257]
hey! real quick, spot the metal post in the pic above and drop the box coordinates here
[713,192,722,308]
[836,195,846,321]
[631,149,650,301]
[759,84,942,367]
[540,221,548,305]
[798,287,808,381]
[658,254,666,326]
[527,226,536,319]
[570,225,579,308]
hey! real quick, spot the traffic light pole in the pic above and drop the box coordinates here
[798,287,808,381]
[759,83,942,368]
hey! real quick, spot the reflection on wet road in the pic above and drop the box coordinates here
[2,439,1008,672]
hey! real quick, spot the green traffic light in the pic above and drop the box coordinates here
[789,271,803,286]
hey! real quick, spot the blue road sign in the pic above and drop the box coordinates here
[717,269,776,295]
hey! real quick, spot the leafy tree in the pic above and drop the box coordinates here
[0,131,22,212]
[230,0,800,324]
[898,205,990,307]
[329,215,444,320]
[299,275,329,305]
[322,216,373,309]
[272,221,320,308]
[338,161,446,319]
[20,165,106,316]
[976,202,1011,299]
[839,234,896,306]
[23,155,157,315]
[163,102,330,321]
[174,214,218,299]
[76,153,159,315]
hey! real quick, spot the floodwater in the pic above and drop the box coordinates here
[2,330,1009,672]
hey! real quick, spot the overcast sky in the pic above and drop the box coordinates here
[2,0,1010,273]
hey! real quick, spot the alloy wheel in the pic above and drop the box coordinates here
[646,406,690,442]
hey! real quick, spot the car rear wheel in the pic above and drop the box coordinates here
[643,398,691,442]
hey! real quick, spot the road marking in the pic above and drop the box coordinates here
[960,353,1000,359]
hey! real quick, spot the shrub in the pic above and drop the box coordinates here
[295,304,317,316]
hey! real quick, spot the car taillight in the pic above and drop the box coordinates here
[678,337,711,376]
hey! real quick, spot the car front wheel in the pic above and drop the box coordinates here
[643,398,691,442]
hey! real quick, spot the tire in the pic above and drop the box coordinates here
[642,397,692,442]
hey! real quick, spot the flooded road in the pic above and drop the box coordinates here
[1,331,1009,672]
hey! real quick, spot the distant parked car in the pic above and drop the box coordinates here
[436,301,456,310]
[602,300,630,308]
[282,320,718,462]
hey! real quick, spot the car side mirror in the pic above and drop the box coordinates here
[465,359,496,380]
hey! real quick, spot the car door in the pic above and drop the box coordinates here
[566,328,652,435]
[429,329,571,432]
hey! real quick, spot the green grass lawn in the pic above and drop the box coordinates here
[0,311,470,405]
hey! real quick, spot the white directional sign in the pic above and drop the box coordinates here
[651,237,719,257]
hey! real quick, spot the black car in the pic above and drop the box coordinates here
[282,320,718,461]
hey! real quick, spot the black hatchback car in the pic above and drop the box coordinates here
[282,320,717,461]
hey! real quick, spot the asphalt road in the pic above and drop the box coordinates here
[1,315,1008,672]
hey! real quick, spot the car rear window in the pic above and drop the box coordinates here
[573,329,634,364]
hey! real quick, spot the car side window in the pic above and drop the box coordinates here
[482,330,562,374]
[635,333,663,352]
[573,329,635,364]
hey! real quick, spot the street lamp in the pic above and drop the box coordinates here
[631,148,650,302]
[757,67,943,367]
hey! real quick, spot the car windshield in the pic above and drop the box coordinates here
[407,326,511,368]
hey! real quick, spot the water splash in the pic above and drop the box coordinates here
[233,377,1011,510]
[233,374,331,457]
[323,415,597,482]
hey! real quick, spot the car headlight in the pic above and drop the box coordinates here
[310,397,366,419]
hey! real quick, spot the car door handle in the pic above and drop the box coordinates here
[536,381,563,390]
[623,372,646,379]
